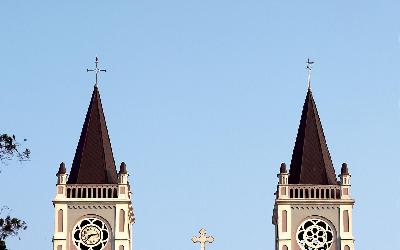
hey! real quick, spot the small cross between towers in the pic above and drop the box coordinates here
[192,228,214,250]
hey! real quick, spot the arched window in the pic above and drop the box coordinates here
[343,210,349,232]
[282,210,287,232]
[119,209,125,232]
[119,246,124,250]
[282,245,288,250]
[344,245,350,250]
[57,209,63,232]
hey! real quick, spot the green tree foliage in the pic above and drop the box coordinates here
[0,208,27,250]
[0,134,30,163]
[0,134,30,249]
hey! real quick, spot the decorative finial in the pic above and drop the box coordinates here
[192,228,214,250]
[57,162,66,175]
[341,163,349,175]
[119,162,127,174]
[280,163,287,174]
[306,58,314,90]
[87,56,107,87]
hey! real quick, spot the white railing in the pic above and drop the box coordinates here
[282,185,341,199]
[66,184,118,199]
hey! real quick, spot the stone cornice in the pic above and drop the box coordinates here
[275,199,355,206]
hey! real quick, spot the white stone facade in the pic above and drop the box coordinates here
[52,171,134,250]
[272,170,355,250]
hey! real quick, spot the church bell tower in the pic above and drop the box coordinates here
[272,86,355,250]
[52,84,134,250]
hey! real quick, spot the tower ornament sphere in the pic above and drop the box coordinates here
[72,217,109,250]
[296,218,334,250]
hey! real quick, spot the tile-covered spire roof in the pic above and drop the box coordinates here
[67,85,118,184]
[288,88,337,185]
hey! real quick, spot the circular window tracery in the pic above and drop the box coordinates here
[72,217,109,250]
[296,218,334,250]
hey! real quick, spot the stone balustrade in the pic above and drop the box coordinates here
[66,184,119,199]
[278,185,342,199]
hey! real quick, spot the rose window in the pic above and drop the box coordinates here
[72,217,109,250]
[296,218,334,250]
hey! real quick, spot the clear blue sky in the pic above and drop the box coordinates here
[1,1,399,249]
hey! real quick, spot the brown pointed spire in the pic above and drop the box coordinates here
[288,89,337,185]
[67,85,118,184]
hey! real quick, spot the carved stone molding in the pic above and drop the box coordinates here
[291,206,338,210]
[68,205,114,209]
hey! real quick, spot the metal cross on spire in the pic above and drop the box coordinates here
[87,56,107,87]
[192,228,214,250]
[306,58,314,90]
